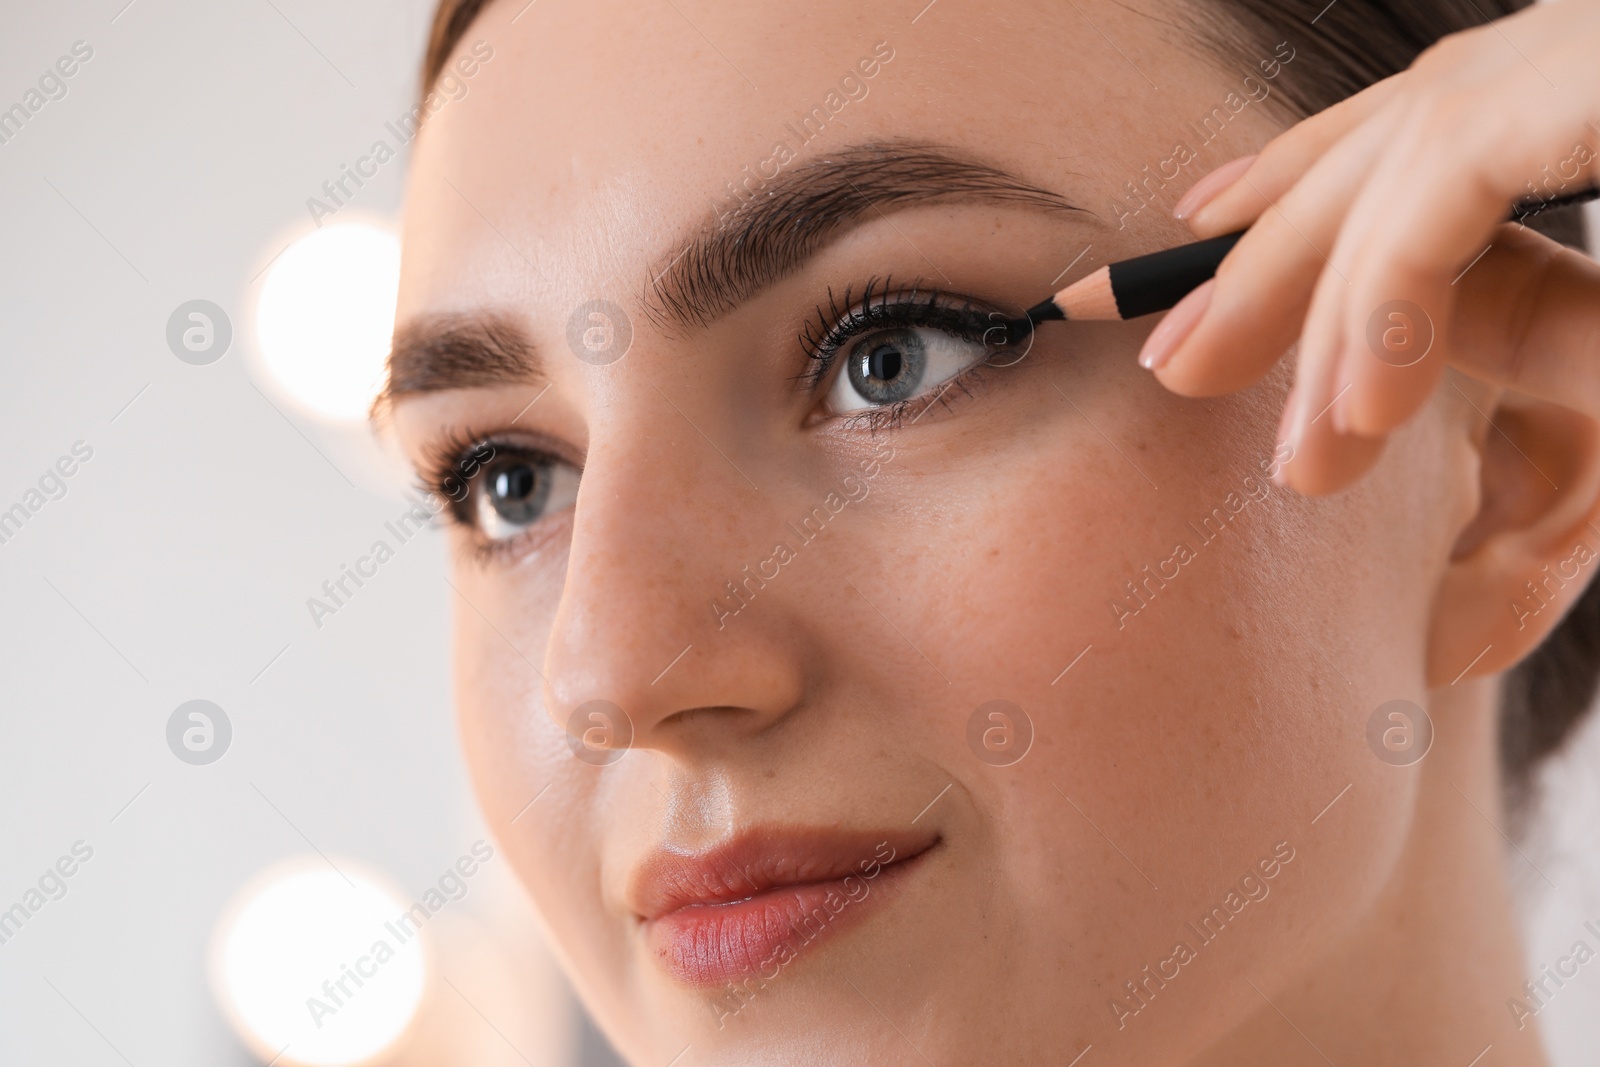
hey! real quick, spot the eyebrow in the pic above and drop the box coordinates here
[379,140,1083,409]
[647,139,1085,330]
[379,312,539,415]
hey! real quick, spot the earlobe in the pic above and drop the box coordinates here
[1426,387,1600,686]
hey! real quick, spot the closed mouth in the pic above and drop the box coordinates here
[630,826,941,987]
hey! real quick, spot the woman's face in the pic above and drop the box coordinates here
[389,1,1463,1062]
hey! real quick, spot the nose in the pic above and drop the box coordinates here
[540,404,807,759]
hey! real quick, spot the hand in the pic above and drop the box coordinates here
[1136,0,1600,495]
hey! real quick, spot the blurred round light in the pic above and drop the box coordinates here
[255,223,400,422]
[211,858,427,1066]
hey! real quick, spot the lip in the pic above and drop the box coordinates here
[632,826,940,987]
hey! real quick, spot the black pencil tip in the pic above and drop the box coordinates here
[995,299,1065,344]
[1026,298,1066,323]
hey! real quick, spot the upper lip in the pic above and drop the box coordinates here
[629,825,940,923]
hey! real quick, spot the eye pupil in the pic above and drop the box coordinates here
[495,465,537,501]
[488,461,549,525]
[868,344,903,382]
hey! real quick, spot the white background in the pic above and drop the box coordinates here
[0,1,1596,1065]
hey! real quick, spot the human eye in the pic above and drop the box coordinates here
[419,430,581,558]
[800,277,1026,429]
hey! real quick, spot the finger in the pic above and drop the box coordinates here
[1449,225,1600,415]
[1282,225,1600,497]
[1183,73,1408,238]
[1273,335,1389,496]
[1328,36,1600,436]
[1149,100,1403,398]
[1278,232,1389,494]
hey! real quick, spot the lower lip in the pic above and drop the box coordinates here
[644,849,930,987]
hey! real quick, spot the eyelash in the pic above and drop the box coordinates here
[416,427,565,563]
[797,276,1015,430]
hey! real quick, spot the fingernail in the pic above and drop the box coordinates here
[1330,386,1350,435]
[1138,279,1214,371]
[1274,388,1308,486]
[1273,441,1299,489]
[1173,154,1258,220]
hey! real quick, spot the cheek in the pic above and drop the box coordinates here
[453,539,566,816]
[860,366,1432,1049]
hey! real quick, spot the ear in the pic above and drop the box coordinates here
[1427,385,1600,687]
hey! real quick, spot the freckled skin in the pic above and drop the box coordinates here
[388,1,1556,1065]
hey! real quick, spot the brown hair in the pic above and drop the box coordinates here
[422,0,494,91]
[415,0,1598,803]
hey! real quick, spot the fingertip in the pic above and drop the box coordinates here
[1276,426,1388,496]
[1138,279,1215,372]
[1173,155,1258,222]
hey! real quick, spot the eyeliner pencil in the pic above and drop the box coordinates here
[1015,183,1600,329]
